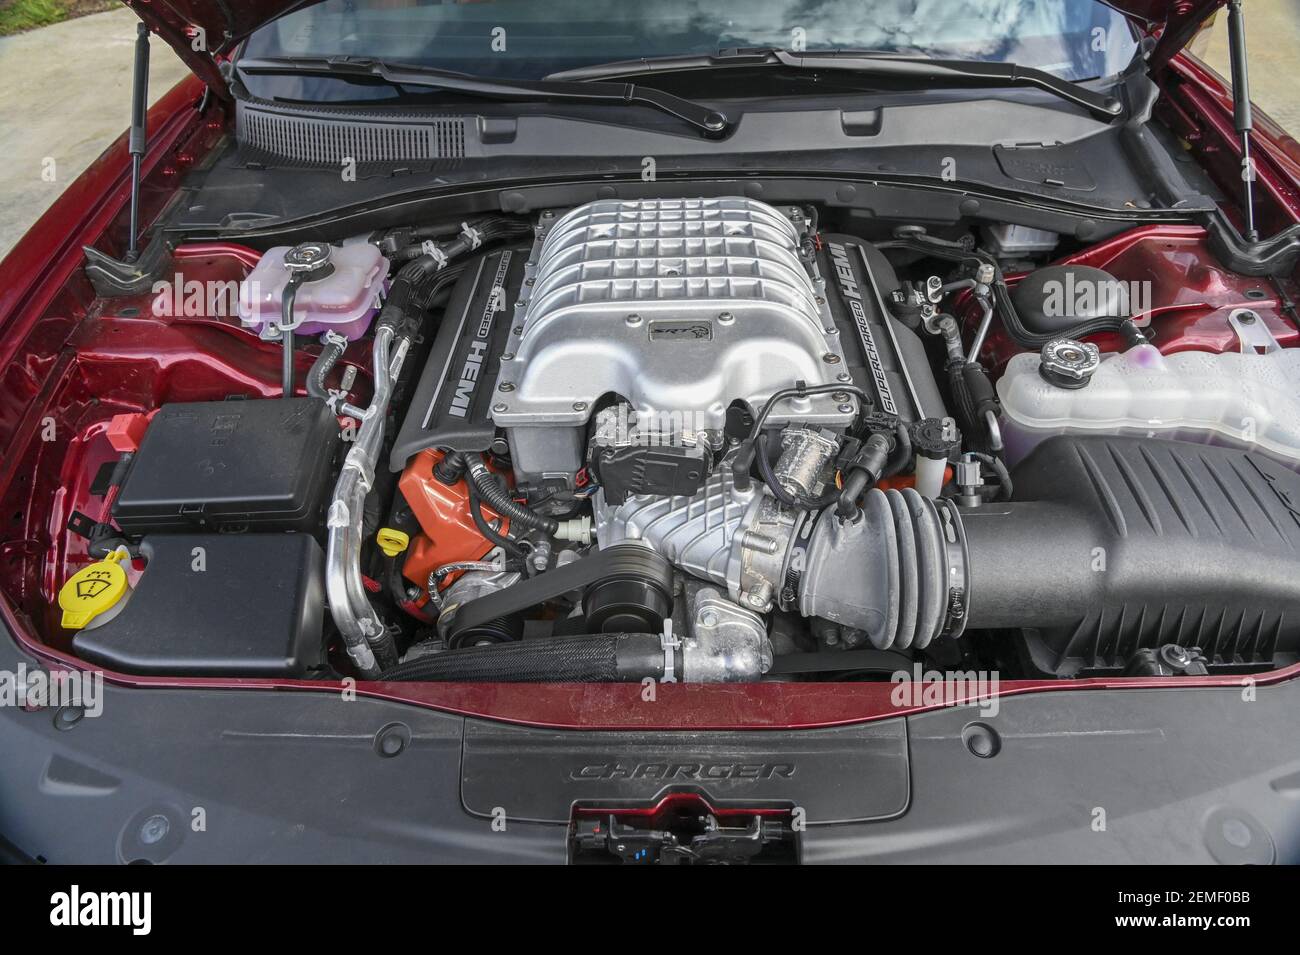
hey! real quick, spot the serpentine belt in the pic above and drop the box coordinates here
[445,543,672,645]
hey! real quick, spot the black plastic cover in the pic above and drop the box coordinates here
[72,533,327,677]
[592,443,712,504]
[389,246,527,471]
[1010,264,1127,336]
[112,398,339,534]
[961,436,1300,675]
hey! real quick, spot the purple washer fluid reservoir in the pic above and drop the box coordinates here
[238,243,390,341]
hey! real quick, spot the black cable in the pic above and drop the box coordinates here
[970,450,1014,501]
[745,383,871,444]
[731,382,871,491]
[467,479,528,562]
[466,455,558,535]
[755,432,839,510]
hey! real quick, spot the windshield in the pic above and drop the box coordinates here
[241,0,1139,85]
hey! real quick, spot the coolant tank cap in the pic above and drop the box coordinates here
[58,550,130,630]
[282,241,335,280]
[1039,339,1100,390]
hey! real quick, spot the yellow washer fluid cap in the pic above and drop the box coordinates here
[376,527,410,558]
[59,549,131,630]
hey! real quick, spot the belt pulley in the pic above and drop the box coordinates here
[447,544,673,647]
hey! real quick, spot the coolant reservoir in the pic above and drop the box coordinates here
[997,338,1300,469]
[238,242,389,340]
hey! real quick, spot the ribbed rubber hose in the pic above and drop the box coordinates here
[379,633,661,682]
[802,487,958,651]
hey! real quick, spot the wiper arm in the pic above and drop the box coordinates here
[547,48,1123,121]
[236,56,730,135]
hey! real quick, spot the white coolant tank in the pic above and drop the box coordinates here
[997,337,1300,469]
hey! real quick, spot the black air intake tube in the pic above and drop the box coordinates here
[799,436,1300,663]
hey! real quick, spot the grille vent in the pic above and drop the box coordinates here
[236,100,468,165]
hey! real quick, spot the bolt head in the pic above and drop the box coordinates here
[139,814,170,845]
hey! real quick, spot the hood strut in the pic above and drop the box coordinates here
[1225,1,1258,241]
[126,22,150,262]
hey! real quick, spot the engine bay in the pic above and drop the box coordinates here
[16,196,1300,687]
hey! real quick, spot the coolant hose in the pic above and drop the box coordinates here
[306,333,347,408]
[946,359,1002,454]
[325,322,407,675]
[883,419,913,478]
[837,469,871,519]
[380,633,666,682]
[465,455,558,535]
[280,273,304,399]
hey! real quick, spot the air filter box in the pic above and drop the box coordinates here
[112,398,339,534]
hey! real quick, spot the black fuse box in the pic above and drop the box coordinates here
[73,533,327,677]
[112,398,339,534]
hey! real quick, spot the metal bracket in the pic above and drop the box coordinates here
[660,619,680,684]
[1228,308,1280,354]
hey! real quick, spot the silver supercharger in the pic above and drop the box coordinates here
[490,197,858,484]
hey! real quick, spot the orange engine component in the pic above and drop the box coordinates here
[876,466,953,492]
[398,449,509,589]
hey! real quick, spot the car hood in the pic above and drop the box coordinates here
[125,0,1227,100]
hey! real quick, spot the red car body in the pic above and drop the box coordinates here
[2,0,1298,731]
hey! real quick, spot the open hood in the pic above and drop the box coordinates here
[126,0,1227,99]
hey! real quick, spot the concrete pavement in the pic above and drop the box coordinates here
[0,7,187,260]
[1199,0,1300,135]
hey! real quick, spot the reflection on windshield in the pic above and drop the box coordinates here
[243,0,1137,84]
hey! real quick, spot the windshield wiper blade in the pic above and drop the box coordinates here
[236,56,730,135]
[547,48,1123,121]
